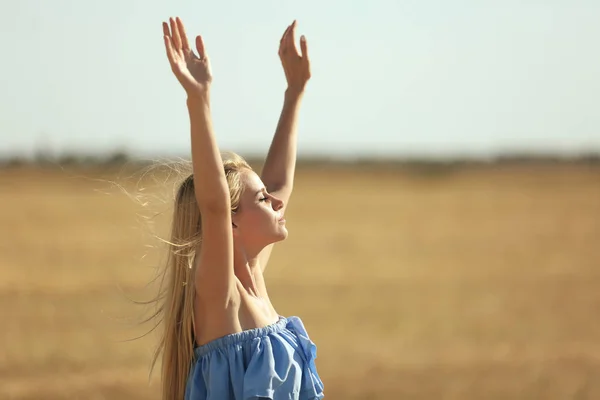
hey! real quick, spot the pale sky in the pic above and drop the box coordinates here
[1,0,599,160]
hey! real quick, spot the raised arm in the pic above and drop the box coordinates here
[259,21,311,270]
[163,17,234,300]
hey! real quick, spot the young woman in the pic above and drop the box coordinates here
[152,16,324,400]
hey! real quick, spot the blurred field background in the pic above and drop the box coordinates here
[1,160,599,400]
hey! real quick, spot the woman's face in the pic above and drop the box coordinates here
[232,169,288,249]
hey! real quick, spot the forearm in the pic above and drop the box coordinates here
[187,93,230,210]
[261,89,304,195]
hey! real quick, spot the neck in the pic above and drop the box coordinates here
[233,243,264,296]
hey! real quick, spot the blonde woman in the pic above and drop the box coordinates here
[153,16,324,400]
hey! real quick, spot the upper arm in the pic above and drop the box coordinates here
[194,207,236,302]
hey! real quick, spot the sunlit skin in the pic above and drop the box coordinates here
[232,170,288,260]
[162,16,311,345]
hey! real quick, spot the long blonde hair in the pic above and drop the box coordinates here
[148,152,251,400]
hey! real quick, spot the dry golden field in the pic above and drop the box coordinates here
[1,162,599,400]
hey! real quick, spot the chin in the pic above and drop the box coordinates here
[275,226,288,242]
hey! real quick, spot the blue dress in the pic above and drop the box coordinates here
[184,316,325,400]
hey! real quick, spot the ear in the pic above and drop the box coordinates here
[231,212,239,236]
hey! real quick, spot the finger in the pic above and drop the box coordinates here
[163,35,176,65]
[170,17,182,50]
[279,25,291,58]
[279,24,291,45]
[176,17,191,51]
[196,35,206,59]
[300,35,309,60]
[162,21,170,38]
[287,20,300,57]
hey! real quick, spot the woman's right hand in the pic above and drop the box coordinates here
[162,17,212,98]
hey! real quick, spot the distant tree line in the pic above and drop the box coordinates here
[0,150,133,169]
[0,150,599,169]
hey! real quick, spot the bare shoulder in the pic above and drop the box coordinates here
[193,268,241,346]
[192,273,279,345]
[192,209,241,344]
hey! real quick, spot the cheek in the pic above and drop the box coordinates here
[238,206,272,230]
[257,209,278,232]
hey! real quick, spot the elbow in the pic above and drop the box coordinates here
[265,179,292,194]
[193,177,231,214]
[195,191,231,215]
[202,201,231,215]
[270,183,293,197]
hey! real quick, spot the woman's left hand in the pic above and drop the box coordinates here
[279,21,311,94]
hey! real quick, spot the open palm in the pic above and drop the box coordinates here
[278,20,311,93]
[162,17,212,96]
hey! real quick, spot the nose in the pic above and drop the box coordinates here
[271,195,284,211]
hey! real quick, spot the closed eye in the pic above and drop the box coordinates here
[259,197,270,202]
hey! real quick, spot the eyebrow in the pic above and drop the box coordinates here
[255,188,266,195]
